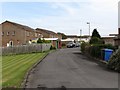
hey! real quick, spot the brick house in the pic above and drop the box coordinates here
[66,35,78,42]
[0,21,45,47]
[0,20,62,48]
[102,36,116,46]
[36,28,62,48]
[36,28,62,39]
[65,35,90,42]
[115,2,120,47]
[114,28,120,47]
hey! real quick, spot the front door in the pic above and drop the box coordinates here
[9,41,13,47]
[56,40,58,49]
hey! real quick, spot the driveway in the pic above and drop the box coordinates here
[25,48,118,88]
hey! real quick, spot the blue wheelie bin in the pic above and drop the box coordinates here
[103,49,113,61]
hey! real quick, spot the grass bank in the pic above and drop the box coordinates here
[2,51,49,88]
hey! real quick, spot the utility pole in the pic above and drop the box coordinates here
[80,29,82,43]
[87,22,90,37]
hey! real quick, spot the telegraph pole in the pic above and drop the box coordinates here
[87,22,90,37]
[80,29,82,43]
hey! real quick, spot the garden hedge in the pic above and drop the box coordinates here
[107,48,120,72]
[81,43,116,59]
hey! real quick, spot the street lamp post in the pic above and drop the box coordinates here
[80,29,82,42]
[87,22,90,37]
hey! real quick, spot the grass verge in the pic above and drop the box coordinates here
[2,51,49,88]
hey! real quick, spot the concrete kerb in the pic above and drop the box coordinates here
[20,50,57,88]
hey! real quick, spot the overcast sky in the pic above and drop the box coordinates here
[0,0,119,36]
[118,2,120,28]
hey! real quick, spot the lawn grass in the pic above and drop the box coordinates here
[2,52,49,88]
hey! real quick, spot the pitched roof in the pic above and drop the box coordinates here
[66,35,78,38]
[66,35,90,38]
[101,36,116,39]
[36,28,57,35]
[2,20,35,32]
[109,34,118,36]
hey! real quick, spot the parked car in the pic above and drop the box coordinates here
[67,42,75,48]
[75,42,80,47]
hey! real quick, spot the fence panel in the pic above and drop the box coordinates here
[1,44,51,55]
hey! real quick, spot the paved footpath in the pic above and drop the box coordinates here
[25,48,118,88]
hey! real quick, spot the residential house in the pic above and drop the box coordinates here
[109,34,118,37]
[115,2,120,47]
[114,28,120,47]
[61,35,77,45]
[36,28,57,38]
[61,35,90,46]
[0,20,62,48]
[102,36,116,46]
[1,21,38,47]
[66,35,78,42]
[66,35,90,42]
[0,24,2,47]
[36,28,62,48]
[79,35,90,42]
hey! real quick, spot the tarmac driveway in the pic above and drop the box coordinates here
[25,48,118,88]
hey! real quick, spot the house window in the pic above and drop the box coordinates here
[26,32,30,36]
[12,31,15,36]
[9,41,13,47]
[2,32,4,36]
[35,33,38,37]
[7,32,10,36]
[41,34,43,38]
[38,34,43,38]
[51,34,54,38]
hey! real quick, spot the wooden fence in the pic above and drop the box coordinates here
[1,44,51,55]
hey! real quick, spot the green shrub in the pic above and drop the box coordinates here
[89,45,101,58]
[88,44,116,59]
[91,29,101,39]
[32,41,36,43]
[42,38,46,43]
[37,38,43,43]
[107,49,120,72]
[37,38,51,43]
[90,37,104,44]
[81,42,90,53]
[44,40,51,43]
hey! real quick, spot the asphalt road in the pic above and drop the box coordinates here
[25,48,118,88]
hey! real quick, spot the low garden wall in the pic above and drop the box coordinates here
[1,43,51,55]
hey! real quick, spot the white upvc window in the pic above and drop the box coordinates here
[12,31,15,36]
[26,31,30,36]
[35,33,38,37]
[1,32,4,36]
[7,32,10,36]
